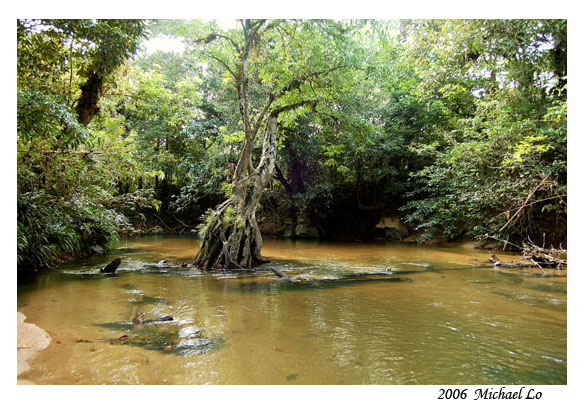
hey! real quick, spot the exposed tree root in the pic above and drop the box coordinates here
[194,199,267,270]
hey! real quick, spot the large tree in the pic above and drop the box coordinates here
[190,19,356,269]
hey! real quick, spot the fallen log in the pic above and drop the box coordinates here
[270,267,299,282]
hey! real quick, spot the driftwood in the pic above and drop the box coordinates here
[488,243,566,271]
[481,233,567,271]
[100,258,121,274]
[521,240,567,270]
[270,267,300,282]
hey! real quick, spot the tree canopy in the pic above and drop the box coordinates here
[17,19,567,269]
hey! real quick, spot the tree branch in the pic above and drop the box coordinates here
[274,164,292,192]
[271,99,317,117]
[499,174,551,232]
[275,65,348,98]
[214,33,241,53]
[251,93,276,138]
[195,32,240,53]
[204,52,237,81]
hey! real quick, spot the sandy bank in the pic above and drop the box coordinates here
[17,312,51,384]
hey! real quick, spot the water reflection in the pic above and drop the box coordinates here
[17,235,566,384]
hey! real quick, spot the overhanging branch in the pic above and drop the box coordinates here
[276,65,348,98]
[249,64,345,139]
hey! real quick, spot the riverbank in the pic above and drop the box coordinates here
[17,312,51,384]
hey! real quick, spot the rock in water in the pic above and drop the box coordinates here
[100,258,121,274]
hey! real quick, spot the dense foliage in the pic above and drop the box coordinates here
[17,19,567,269]
[400,20,567,244]
[17,20,151,268]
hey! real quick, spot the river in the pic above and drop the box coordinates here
[17,235,567,384]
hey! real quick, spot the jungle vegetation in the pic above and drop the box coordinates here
[17,19,567,269]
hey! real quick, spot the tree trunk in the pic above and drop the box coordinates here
[193,20,322,270]
[76,72,103,126]
[289,155,307,194]
[194,115,278,270]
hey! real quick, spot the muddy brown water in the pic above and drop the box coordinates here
[17,236,566,384]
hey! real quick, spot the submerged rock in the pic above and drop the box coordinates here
[127,295,170,305]
[173,337,222,356]
[94,318,220,356]
[94,314,175,331]
[178,326,202,339]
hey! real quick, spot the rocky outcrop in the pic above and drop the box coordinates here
[374,216,409,240]
[279,212,320,239]
[294,212,319,239]
[283,218,294,238]
[295,223,320,239]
